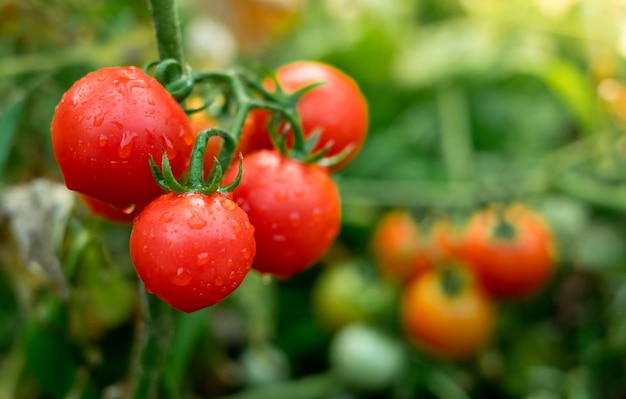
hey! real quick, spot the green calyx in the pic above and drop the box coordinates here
[149,128,242,195]
[146,58,354,170]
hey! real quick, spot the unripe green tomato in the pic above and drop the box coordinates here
[329,322,406,392]
[312,261,395,331]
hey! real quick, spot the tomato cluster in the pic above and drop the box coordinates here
[371,203,557,359]
[51,61,368,312]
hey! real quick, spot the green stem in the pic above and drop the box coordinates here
[148,0,185,66]
[436,84,474,181]
[128,284,176,399]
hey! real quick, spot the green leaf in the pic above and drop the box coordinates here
[0,94,27,182]
[540,60,597,134]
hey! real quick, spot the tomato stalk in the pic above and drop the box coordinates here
[128,283,176,399]
[148,0,185,70]
[128,1,186,398]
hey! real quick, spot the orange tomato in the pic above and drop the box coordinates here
[459,204,557,299]
[371,210,431,284]
[400,267,495,360]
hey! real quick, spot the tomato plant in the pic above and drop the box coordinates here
[129,191,255,313]
[243,61,369,171]
[371,209,431,284]
[459,204,557,299]
[224,149,341,278]
[51,66,194,209]
[400,266,495,360]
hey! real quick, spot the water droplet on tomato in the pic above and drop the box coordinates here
[221,198,236,211]
[165,239,172,248]
[241,248,250,260]
[118,131,137,159]
[273,234,287,242]
[215,276,223,286]
[172,267,192,286]
[160,211,174,223]
[98,134,108,147]
[197,252,209,265]
[232,220,242,232]
[141,245,148,254]
[187,213,207,229]
[93,114,104,127]
[312,208,322,222]
[274,190,288,202]
[289,212,301,227]
[121,204,136,214]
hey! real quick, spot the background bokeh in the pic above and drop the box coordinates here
[3,0,626,398]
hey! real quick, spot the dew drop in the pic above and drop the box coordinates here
[221,198,236,210]
[197,252,209,265]
[289,212,301,227]
[312,208,322,222]
[141,245,148,254]
[165,239,172,248]
[187,213,207,229]
[241,248,250,260]
[232,220,242,232]
[118,131,137,159]
[273,234,287,242]
[261,274,273,284]
[160,211,174,223]
[172,267,192,286]
[93,114,105,127]
[121,204,136,214]
[274,190,288,202]
[215,276,223,286]
[98,134,108,147]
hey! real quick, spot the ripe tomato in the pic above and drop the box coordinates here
[224,149,341,278]
[400,267,495,359]
[371,210,431,284]
[242,61,369,171]
[129,192,256,312]
[79,194,145,224]
[51,66,194,209]
[460,204,556,299]
[425,217,465,264]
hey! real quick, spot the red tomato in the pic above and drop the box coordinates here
[425,217,465,264]
[224,150,341,278]
[371,210,431,284]
[129,192,256,312]
[79,194,145,224]
[401,267,495,359]
[242,61,369,171]
[51,66,194,209]
[460,204,556,299]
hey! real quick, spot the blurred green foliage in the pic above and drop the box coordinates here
[3,0,626,398]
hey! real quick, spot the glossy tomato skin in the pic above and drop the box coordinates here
[371,210,431,284]
[460,204,556,299]
[224,150,341,278]
[242,61,368,171]
[129,192,256,312]
[401,268,495,360]
[51,66,194,209]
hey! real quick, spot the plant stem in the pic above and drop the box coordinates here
[128,284,176,399]
[148,0,185,67]
[436,84,474,181]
